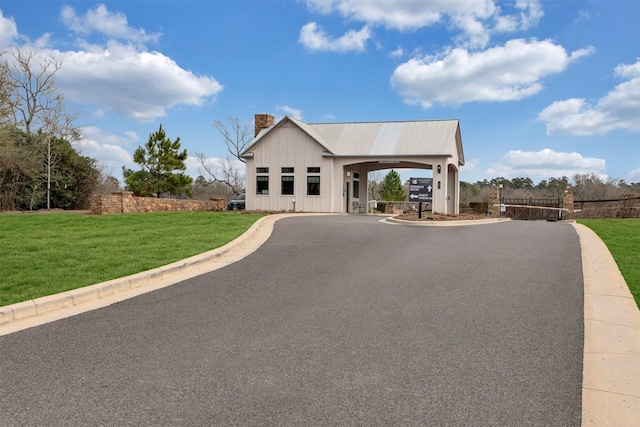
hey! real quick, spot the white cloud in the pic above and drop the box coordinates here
[75,125,138,173]
[53,41,223,123]
[0,4,223,123]
[305,0,495,32]
[276,105,303,120]
[0,10,18,48]
[299,22,371,53]
[462,158,480,172]
[390,47,405,58]
[60,4,161,47]
[625,167,640,183]
[537,59,640,135]
[451,14,491,50]
[493,0,544,34]
[81,125,139,147]
[487,148,606,180]
[513,0,544,30]
[0,4,222,124]
[304,0,543,49]
[391,39,593,108]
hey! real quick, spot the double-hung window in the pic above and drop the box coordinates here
[256,167,269,195]
[307,167,320,195]
[281,167,294,195]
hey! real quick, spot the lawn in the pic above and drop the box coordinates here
[0,211,264,306]
[578,219,640,308]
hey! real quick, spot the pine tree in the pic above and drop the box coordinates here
[380,169,406,201]
[123,124,193,197]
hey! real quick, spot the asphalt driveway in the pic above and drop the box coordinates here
[0,216,584,426]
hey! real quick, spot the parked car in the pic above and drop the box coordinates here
[227,194,246,210]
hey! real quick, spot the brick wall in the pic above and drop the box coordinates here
[91,192,225,215]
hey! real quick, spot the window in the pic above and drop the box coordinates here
[353,180,360,198]
[281,176,294,195]
[256,176,269,195]
[281,167,294,173]
[256,166,269,194]
[354,172,360,179]
[307,176,320,195]
[307,167,320,173]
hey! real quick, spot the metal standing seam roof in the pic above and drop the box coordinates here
[244,116,464,164]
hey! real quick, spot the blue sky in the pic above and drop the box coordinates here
[1,0,638,185]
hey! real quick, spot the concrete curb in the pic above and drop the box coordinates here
[0,213,292,333]
[383,216,511,226]
[572,223,640,427]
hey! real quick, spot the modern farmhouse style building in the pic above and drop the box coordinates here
[241,114,464,214]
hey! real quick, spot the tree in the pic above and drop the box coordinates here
[379,169,406,201]
[0,128,99,210]
[48,137,100,209]
[545,176,569,198]
[511,177,533,189]
[195,117,253,197]
[0,129,43,210]
[368,170,383,200]
[1,47,81,209]
[572,173,620,201]
[191,175,236,200]
[194,153,245,196]
[123,124,193,197]
[213,117,252,164]
[459,181,481,203]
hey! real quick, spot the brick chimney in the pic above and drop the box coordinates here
[254,114,274,137]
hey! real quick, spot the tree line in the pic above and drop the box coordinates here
[367,170,640,204]
[460,174,640,203]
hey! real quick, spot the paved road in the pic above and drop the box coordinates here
[0,216,584,426]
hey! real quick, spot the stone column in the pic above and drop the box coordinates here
[563,185,574,213]
[488,183,499,217]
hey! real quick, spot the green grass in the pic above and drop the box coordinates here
[578,219,640,308]
[0,211,264,306]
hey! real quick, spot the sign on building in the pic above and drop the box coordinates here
[409,178,433,202]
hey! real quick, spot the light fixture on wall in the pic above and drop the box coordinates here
[437,165,441,173]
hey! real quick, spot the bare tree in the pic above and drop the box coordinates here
[368,170,383,200]
[196,117,254,197]
[213,117,252,164]
[2,47,80,209]
[93,166,122,195]
[572,173,622,200]
[194,152,245,196]
[192,175,236,200]
[0,52,14,130]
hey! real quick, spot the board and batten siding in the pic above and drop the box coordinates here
[246,124,334,212]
